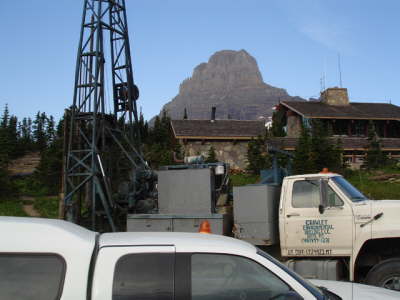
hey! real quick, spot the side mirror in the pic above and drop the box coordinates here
[319,178,328,214]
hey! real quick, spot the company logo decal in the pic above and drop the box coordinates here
[302,219,334,244]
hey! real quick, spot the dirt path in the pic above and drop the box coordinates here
[20,196,41,217]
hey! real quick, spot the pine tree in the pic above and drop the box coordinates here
[293,126,313,174]
[144,110,179,167]
[35,116,64,194]
[7,115,19,158]
[205,146,218,163]
[271,106,286,137]
[246,136,271,174]
[310,120,330,171]
[1,104,9,129]
[33,111,47,151]
[46,115,56,145]
[293,121,343,174]
[364,121,387,169]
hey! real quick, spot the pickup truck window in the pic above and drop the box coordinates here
[327,186,344,207]
[191,253,291,300]
[0,253,65,300]
[332,176,367,202]
[112,253,174,300]
[292,180,320,208]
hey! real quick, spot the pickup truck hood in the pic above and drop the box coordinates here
[354,200,400,223]
[311,279,400,300]
[366,200,400,237]
[370,200,400,215]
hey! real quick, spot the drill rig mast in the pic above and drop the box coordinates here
[63,0,156,231]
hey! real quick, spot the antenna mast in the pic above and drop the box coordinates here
[338,53,343,88]
[63,0,155,232]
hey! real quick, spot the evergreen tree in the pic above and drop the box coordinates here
[46,115,56,145]
[0,105,13,198]
[35,116,64,194]
[293,121,344,174]
[205,146,218,163]
[137,112,148,143]
[7,115,19,158]
[293,126,313,174]
[331,138,344,172]
[144,110,180,167]
[271,106,286,137]
[364,121,387,169]
[1,104,9,129]
[33,111,47,151]
[309,120,330,171]
[246,136,271,174]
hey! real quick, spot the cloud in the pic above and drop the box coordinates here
[299,21,352,52]
[274,0,354,53]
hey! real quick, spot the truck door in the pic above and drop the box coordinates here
[283,178,353,257]
[91,245,175,300]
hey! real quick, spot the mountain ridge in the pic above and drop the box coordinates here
[152,49,304,122]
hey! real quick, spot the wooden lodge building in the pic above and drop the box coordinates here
[170,88,400,170]
[170,118,265,170]
[274,87,400,168]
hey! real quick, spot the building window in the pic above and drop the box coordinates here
[113,253,174,300]
[0,254,65,300]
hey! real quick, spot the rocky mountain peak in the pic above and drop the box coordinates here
[154,50,304,121]
[179,49,264,96]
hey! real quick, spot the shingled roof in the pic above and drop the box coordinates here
[171,119,265,140]
[281,101,400,120]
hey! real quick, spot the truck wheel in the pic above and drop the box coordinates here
[365,258,400,291]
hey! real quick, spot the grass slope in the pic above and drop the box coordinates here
[0,199,28,217]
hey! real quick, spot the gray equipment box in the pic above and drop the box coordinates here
[127,214,230,235]
[233,184,281,245]
[157,168,214,215]
[286,259,345,281]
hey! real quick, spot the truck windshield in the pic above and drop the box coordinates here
[331,176,368,202]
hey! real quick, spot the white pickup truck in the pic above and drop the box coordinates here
[1,217,399,300]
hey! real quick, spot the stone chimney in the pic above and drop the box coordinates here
[321,87,349,106]
[211,106,216,122]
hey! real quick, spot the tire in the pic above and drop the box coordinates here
[365,258,400,291]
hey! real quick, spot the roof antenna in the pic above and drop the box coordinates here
[320,73,325,93]
[337,53,343,88]
[321,57,327,93]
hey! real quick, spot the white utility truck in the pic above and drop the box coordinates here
[234,172,400,290]
[1,216,400,300]
[129,166,400,291]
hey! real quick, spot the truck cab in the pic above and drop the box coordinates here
[279,173,400,288]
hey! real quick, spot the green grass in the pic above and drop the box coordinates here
[34,196,60,219]
[0,198,28,217]
[346,168,400,200]
[230,174,259,186]
[230,168,400,200]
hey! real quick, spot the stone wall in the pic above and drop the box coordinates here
[286,111,302,137]
[181,140,249,170]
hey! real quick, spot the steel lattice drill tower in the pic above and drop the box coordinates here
[64,0,155,231]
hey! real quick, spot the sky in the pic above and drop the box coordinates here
[1,0,399,121]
